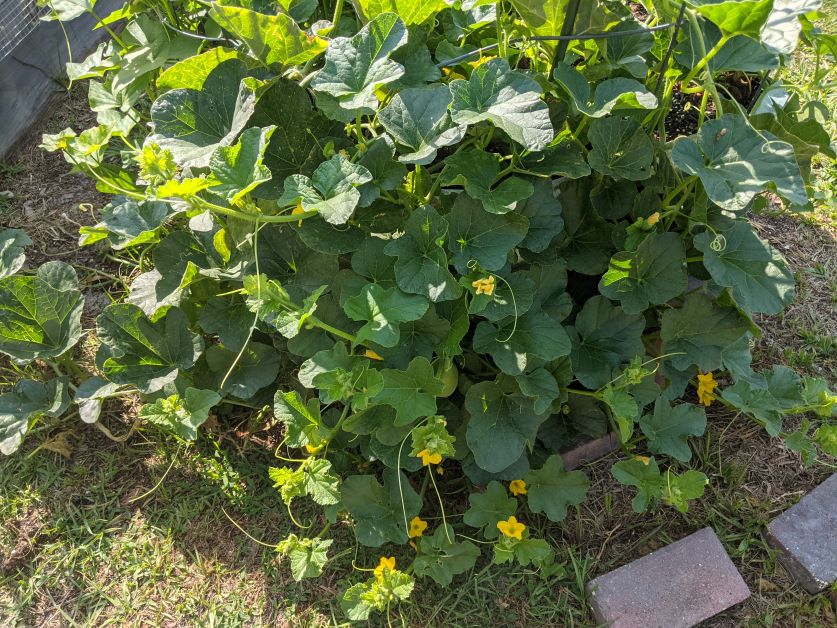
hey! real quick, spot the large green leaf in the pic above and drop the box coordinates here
[599,232,688,315]
[340,470,421,546]
[587,116,653,181]
[553,63,657,117]
[694,221,794,315]
[568,296,645,390]
[43,0,94,21]
[279,155,372,225]
[0,229,30,280]
[208,4,326,67]
[442,150,534,215]
[96,304,203,393]
[373,356,442,425]
[378,85,466,165]
[413,524,480,586]
[600,20,656,77]
[276,535,332,582]
[249,80,343,198]
[639,399,707,462]
[0,262,83,365]
[515,179,564,253]
[351,0,448,24]
[762,0,822,54]
[0,378,70,455]
[469,271,535,322]
[465,381,547,472]
[510,0,619,37]
[611,456,664,512]
[660,293,748,372]
[356,136,406,207]
[111,16,200,93]
[473,310,571,376]
[204,342,280,398]
[674,21,779,73]
[74,377,123,424]
[515,368,561,415]
[209,126,275,204]
[343,284,429,347]
[384,206,462,302]
[463,481,517,540]
[612,456,707,513]
[149,59,258,168]
[517,141,591,179]
[140,388,221,441]
[750,93,835,180]
[126,231,208,316]
[298,342,359,395]
[310,13,407,113]
[690,0,774,38]
[721,365,803,435]
[555,181,614,274]
[524,455,589,522]
[671,115,807,211]
[449,58,553,151]
[274,390,322,448]
[157,47,242,92]
[446,195,529,273]
[79,197,174,250]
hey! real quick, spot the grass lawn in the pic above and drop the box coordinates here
[2,5,837,626]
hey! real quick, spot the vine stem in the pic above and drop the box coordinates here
[95,419,139,443]
[566,388,598,397]
[682,33,730,86]
[308,316,357,343]
[332,0,345,29]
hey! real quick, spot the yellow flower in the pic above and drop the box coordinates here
[292,201,306,227]
[364,349,384,361]
[696,371,718,406]
[417,449,442,466]
[374,556,396,582]
[646,211,661,226]
[497,515,525,540]
[509,479,527,496]
[436,465,445,476]
[468,55,496,69]
[441,67,466,80]
[472,275,495,296]
[304,443,322,454]
[408,516,428,538]
[635,455,651,466]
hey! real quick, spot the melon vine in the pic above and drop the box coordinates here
[1,0,835,620]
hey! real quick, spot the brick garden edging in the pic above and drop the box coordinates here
[764,473,837,594]
[586,527,750,627]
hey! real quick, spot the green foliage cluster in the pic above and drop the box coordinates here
[3,0,837,619]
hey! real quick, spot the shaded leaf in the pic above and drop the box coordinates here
[449,58,553,151]
[0,262,84,365]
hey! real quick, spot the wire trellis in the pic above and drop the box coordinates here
[0,0,49,61]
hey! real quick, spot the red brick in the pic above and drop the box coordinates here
[586,527,750,627]
[764,473,837,593]
[561,432,620,470]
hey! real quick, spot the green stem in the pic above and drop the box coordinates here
[355,111,365,147]
[566,388,598,398]
[315,522,332,539]
[332,0,345,29]
[424,173,442,203]
[685,255,703,263]
[682,33,729,86]
[86,8,126,48]
[308,316,357,343]
[662,176,696,205]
